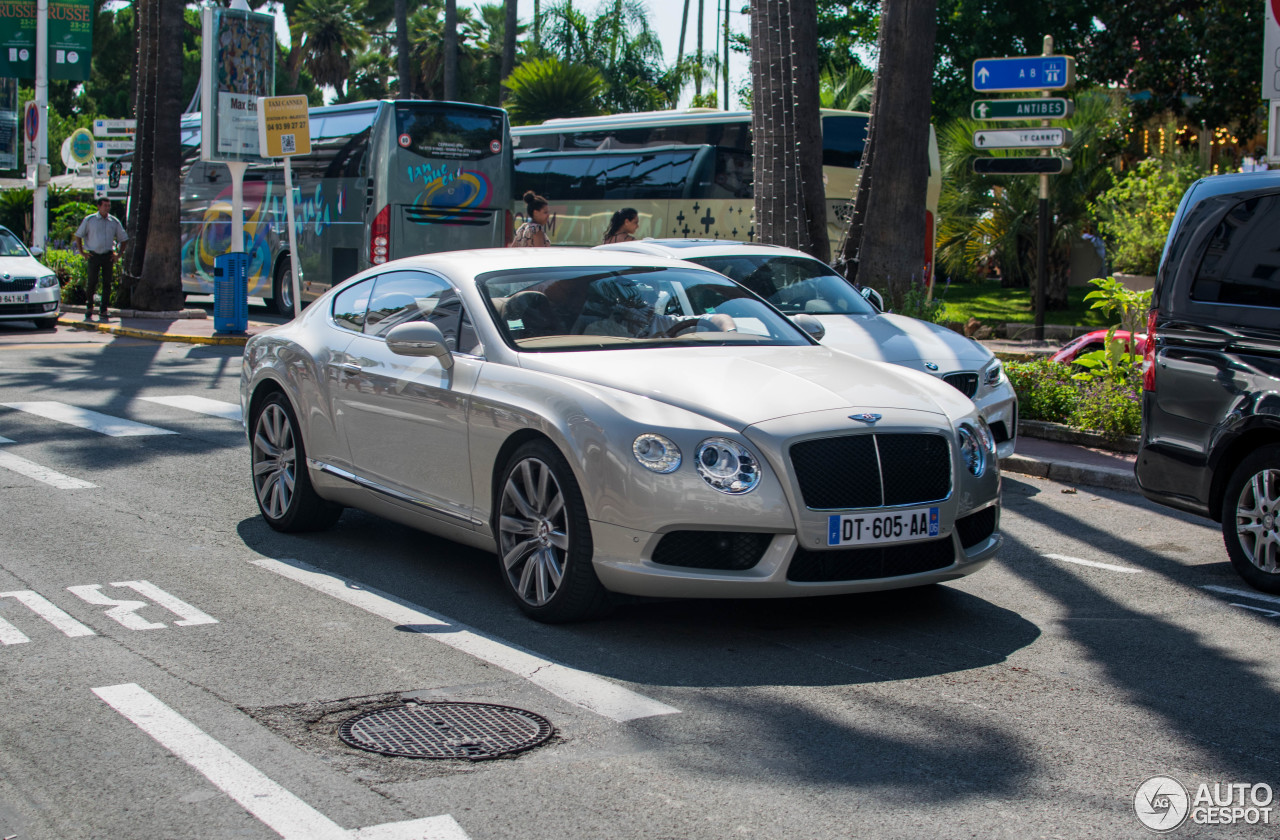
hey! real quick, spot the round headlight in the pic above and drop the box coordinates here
[958,423,986,476]
[975,416,996,456]
[633,433,681,473]
[695,437,761,494]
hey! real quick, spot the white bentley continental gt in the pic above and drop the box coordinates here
[240,249,1002,622]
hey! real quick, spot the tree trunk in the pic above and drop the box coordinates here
[395,0,411,99]
[122,0,155,303]
[837,0,937,309]
[501,0,516,101]
[443,0,458,100]
[132,0,184,312]
[749,0,828,261]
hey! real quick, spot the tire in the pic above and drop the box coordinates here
[36,315,59,331]
[1221,444,1280,594]
[269,261,295,318]
[495,440,610,622]
[251,391,342,532]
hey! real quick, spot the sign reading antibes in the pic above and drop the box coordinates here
[200,4,274,161]
[0,0,93,81]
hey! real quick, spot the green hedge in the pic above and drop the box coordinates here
[1006,357,1142,440]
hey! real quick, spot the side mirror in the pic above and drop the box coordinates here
[792,313,826,341]
[385,321,454,369]
[859,286,885,312]
[29,246,43,258]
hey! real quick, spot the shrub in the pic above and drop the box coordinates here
[1092,155,1206,276]
[42,248,87,304]
[50,202,95,249]
[1072,378,1143,440]
[1007,358,1078,424]
[896,278,948,324]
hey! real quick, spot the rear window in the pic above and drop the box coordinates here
[1190,195,1280,309]
[394,105,506,161]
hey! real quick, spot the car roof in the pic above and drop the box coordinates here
[354,247,720,283]
[595,239,821,262]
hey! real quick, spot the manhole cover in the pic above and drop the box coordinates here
[338,702,554,761]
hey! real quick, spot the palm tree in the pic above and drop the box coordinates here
[501,0,517,99]
[819,63,874,111]
[443,0,458,99]
[395,0,411,98]
[750,0,828,261]
[289,0,368,96]
[935,91,1126,308]
[502,57,605,124]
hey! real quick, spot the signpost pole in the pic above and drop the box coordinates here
[32,0,47,250]
[283,157,301,318]
[1034,35,1054,342]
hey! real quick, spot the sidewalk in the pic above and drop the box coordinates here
[54,308,1139,494]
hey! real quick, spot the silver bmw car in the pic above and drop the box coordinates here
[240,248,1002,622]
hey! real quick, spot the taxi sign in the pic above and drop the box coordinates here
[256,95,311,158]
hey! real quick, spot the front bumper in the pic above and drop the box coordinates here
[972,381,1018,459]
[0,285,60,321]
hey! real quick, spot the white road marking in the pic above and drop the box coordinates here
[1232,603,1280,618]
[139,395,242,422]
[1202,585,1280,606]
[0,450,95,489]
[1043,553,1144,574]
[0,615,29,645]
[2,401,177,436]
[67,585,167,630]
[93,684,470,840]
[0,435,13,443]
[112,580,218,626]
[254,558,680,722]
[0,590,96,637]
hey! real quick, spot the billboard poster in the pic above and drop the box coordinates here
[200,5,274,162]
[0,1,92,81]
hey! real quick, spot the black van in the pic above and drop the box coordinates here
[1136,171,1280,593]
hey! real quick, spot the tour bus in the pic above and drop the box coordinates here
[179,99,513,315]
[511,108,941,285]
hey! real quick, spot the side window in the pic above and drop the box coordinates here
[364,271,454,338]
[332,278,372,332]
[1191,195,1280,309]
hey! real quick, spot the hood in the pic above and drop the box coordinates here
[518,344,953,430]
[813,313,992,372]
[0,255,55,279]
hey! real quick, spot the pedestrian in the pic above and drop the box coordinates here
[1082,224,1108,278]
[72,197,128,321]
[510,191,551,247]
[601,207,639,244]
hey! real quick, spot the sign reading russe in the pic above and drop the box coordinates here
[0,0,93,81]
[256,95,310,158]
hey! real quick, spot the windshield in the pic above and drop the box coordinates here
[478,265,814,351]
[394,104,505,161]
[0,228,30,257]
[689,255,878,316]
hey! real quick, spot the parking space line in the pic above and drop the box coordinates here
[93,683,471,840]
[1202,585,1280,606]
[0,449,96,489]
[139,395,242,422]
[253,558,681,722]
[2,401,177,436]
[1043,553,1144,573]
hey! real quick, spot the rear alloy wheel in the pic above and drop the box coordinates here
[251,391,341,532]
[270,262,295,318]
[496,440,609,622]
[1222,444,1280,594]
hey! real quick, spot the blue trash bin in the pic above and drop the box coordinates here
[213,252,249,334]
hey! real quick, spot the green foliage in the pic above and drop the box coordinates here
[819,63,874,111]
[1006,357,1142,439]
[897,280,948,324]
[50,202,95,248]
[1081,275,1152,337]
[1070,343,1142,387]
[1092,156,1206,276]
[42,249,87,304]
[503,58,606,125]
[1068,276,1152,387]
[0,188,32,238]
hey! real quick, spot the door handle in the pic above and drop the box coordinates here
[332,362,363,374]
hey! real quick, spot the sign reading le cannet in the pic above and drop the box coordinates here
[0,0,93,81]
[257,95,310,158]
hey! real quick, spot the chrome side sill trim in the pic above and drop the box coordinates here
[308,459,482,527]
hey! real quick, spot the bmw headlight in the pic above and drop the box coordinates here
[633,433,681,473]
[983,359,1003,389]
[695,437,761,494]
[36,274,58,288]
[957,423,987,476]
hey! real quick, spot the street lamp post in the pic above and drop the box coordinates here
[33,0,48,250]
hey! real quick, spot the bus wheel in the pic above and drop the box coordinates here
[270,261,295,318]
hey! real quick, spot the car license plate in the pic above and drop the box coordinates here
[0,293,27,304]
[828,507,940,546]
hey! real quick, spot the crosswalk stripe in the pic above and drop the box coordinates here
[0,450,95,489]
[2,401,177,437]
[140,395,242,422]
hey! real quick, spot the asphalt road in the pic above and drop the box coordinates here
[0,322,1276,840]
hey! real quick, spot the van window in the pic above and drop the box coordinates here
[1191,195,1280,309]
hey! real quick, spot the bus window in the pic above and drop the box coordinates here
[514,156,551,198]
[631,150,699,199]
[543,156,595,199]
[821,115,869,169]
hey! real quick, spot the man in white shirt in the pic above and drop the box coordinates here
[72,198,128,321]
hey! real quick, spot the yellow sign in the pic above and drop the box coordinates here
[255,95,310,158]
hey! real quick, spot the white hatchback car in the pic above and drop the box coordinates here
[598,239,1018,458]
[0,225,59,329]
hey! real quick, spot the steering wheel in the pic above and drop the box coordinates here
[660,314,735,337]
[661,317,704,337]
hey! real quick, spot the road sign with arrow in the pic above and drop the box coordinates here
[971,97,1074,121]
[973,128,1072,149]
[973,55,1076,92]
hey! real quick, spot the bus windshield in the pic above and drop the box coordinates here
[395,105,506,162]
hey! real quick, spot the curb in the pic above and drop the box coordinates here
[1001,453,1138,493]
[1019,419,1140,454]
[60,317,250,346]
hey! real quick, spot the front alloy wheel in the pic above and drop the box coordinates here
[496,441,607,622]
[1223,444,1280,594]
[251,391,341,532]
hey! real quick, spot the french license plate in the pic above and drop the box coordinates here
[0,293,26,304]
[828,507,940,546]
